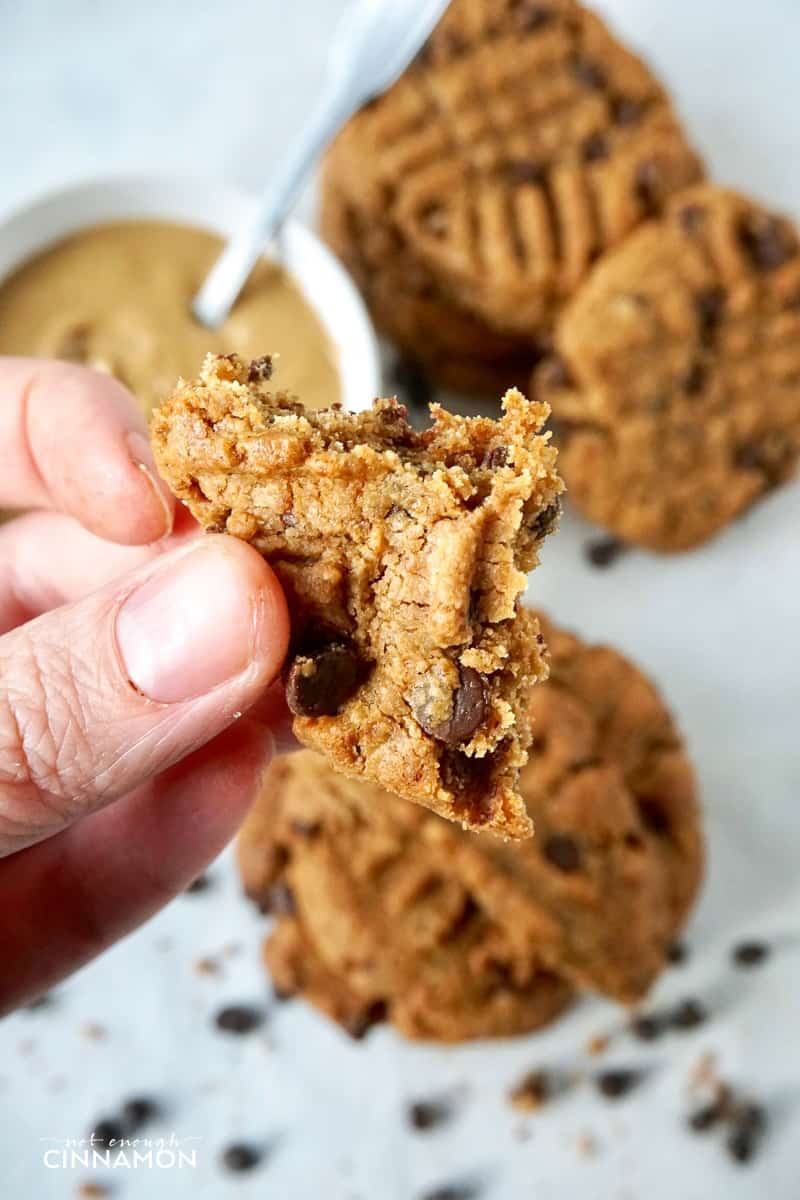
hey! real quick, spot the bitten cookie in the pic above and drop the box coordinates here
[538,184,800,551]
[151,353,562,839]
[239,615,704,1043]
[322,0,702,390]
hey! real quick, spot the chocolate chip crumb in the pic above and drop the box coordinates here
[573,59,606,89]
[482,445,508,469]
[612,96,644,126]
[419,1182,480,1200]
[528,498,562,542]
[732,940,770,968]
[221,1143,263,1173]
[727,1126,759,1164]
[186,873,211,894]
[631,1013,665,1042]
[509,1069,551,1112]
[416,665,489,746]
[408,1098,454,1132]
[286,643,364,718]
[582,132,609,162]
[345,999,388,1040]
[510,0,555,31]
[667,941,688,965]
[738,214,797,272]
[25,993,54,1012]
[585,536,627,568]
[596,1069,643,1100]
[214,1005,265,1036]
[91,1119,125,1149]
[247,356,274,383]
[695,288,726,344]
[671,998,707,1031]
[542,833,582,873]
[689,1102,724,1133]
[122,1097,160,1132]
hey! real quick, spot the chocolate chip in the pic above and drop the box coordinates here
[442,29,467,56]
[416,665,489,746]
[738,213,797,272]
[539,354,572,389]
[510,0,555,31]
[631,1013,665,1042]
[635,159,663,215]
[585,536,627,568]
[389,356,433,409]
[507,159,547,186]
[638,796,671,836]
[185,873,211,894]
[667,941,688,965]
[689,1102,723,1132]
[732,940,770,967]
[92,1118,125,1149]
[678,204,707,235]
[408,1099,454,1132]
[727,1127,759,1164]
[286,643,363,718]
[681,360,706,394]
[122,1097,161,1132]
[214,1005,265,1035]
[573,59,606,89]
[596,1069,643,1099]
[543,833,582,873]
[482,445,508,469]
[612,96,644,126]
[671,998,707,1030]
[345,999,388,1040]
[221,1143,263,1173]
[290,819,322,840]
[695,287,726,344]
[582,132,609,162]
[262,882,297,916]
[528,498,562,541]
[247,355,274,383]
[419,1184,480,1200]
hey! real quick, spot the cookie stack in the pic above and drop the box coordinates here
[239,616,703,1042]
[322,0,800,552]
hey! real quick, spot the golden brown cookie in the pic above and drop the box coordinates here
[239,614,704,1042]
[538,184,800,551]
[151,353,562,839]
[322,0,702,388]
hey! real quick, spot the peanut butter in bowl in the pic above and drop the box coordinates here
[0,220,341,415]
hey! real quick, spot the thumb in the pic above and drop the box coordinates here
[0,535,289,857]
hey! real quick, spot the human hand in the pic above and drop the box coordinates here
[0,359,290,1013]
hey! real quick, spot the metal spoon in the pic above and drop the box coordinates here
[192,0,451,329]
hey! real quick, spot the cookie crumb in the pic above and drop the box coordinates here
[77,1184,112,1199]
[509,1069,551,1112]
[82,1023,108,1042]
[574,1131,598,1159]
[586,1034,610,1056]
[195,956,221,977]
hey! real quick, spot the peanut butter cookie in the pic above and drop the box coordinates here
[239,615,703,1042]
[538,184,800,550]
[151,354,562,838]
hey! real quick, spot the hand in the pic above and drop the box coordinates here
[0,359,290,1014]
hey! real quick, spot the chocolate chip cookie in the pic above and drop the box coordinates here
[538,184,800,550]
[322,0,702,390]
[151,353,562,838]
[239,614,704,1042]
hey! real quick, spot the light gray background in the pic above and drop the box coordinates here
[1,2,800,1199]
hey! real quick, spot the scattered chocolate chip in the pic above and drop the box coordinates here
[635,159,663,215]
[726,1126,759,1164]
[221,1142,263,1173]
[262,883,297,916]
[681,360,707,394]
[667,941,688,965]
[542,833,582,873]
[510,0,555,31]
[573,59,606,89]
[528,498,562,541]
[596,1068,643,1100]
[290,819,322,840]
[247,356,274,383]
[419,1184,480,1200]
[582,132,609,162]
[688,1102,723,1132]
[214,1005,265,1036]
[678,204,707,235]
[92,1118,125,1149]
[631,1013,665,1042]
[345,999,388,1040]
[585,536,627,568]
[732,940,770,967]
[671,998,707,1031]
[122,1097,160,1132]
[695,287,726,344]
[408,1098,454,1132]
[539,354,572,389]
[482,445,508,469]
[507,159,547,186]
[185,873,211,894]
[389,356,433,409]
[417,665,489,746]
[286,643,364,718]
[612,96,644,126]
[738,214,797,272]
[510,1069,551,1112]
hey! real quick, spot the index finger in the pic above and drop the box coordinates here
[0,357,175,545]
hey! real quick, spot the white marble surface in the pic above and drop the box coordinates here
[1,2,800,1199]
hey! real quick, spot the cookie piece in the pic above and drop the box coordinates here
[538,184,800,550]
[151,353,562,838]
[322,0,702,386]
[239,614,703,1042]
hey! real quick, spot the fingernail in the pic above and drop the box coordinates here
[126,430,174,539]
[116,542,258,702]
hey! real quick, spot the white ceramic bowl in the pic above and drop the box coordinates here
[0,174,382,412]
